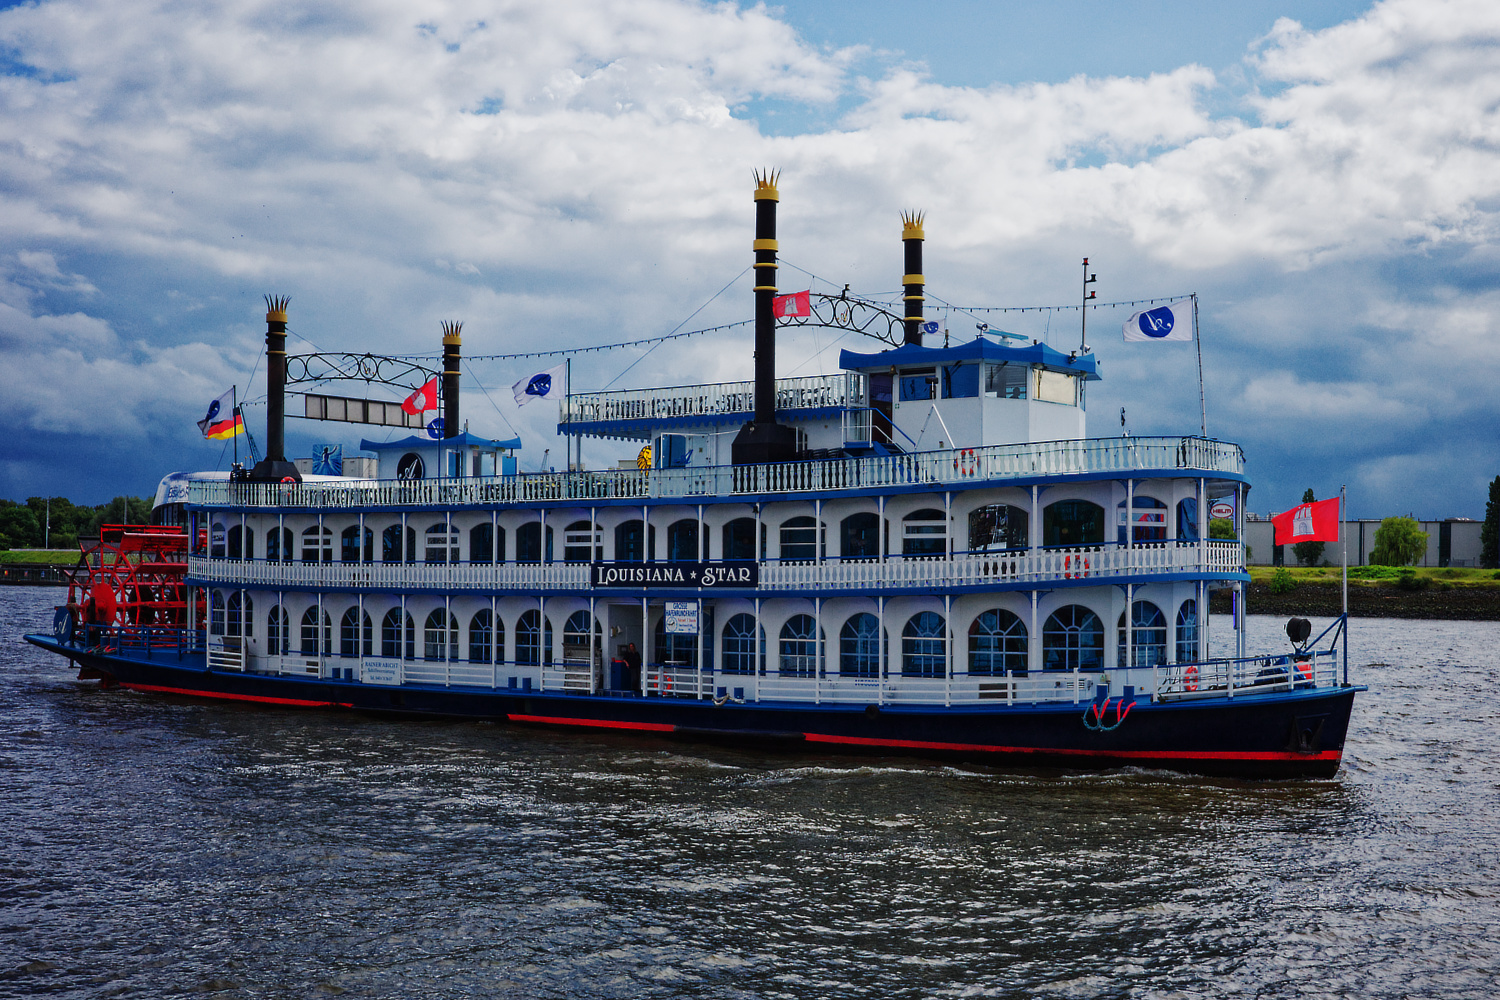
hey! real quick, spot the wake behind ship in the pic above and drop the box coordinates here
[25,174,1360,778]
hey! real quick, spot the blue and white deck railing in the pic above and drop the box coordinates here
[187,436,1245,510]
[57,623,1337,708]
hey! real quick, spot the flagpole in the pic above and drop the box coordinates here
[1193,295,1206,437]
[232,384,239,468]
[1341,483,1349,685]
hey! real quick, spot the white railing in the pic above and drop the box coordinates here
[561,373,864,426]
[186,435,1244,510]
[190,540,1241,593]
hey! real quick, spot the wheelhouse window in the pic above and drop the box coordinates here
[985,363,1028,399]
[1117,601,1167,667]
[564,521,602,563]
[839,613,881,678]
[1034,369,1077,405]
[840,512,881,561]
[969,609,1027,675]
[899,369,936,401]
[1043,605,1102,671]
[1042,500,1104,547]
[902,509,947,557]
[968,504,1027,552]
[1117,496,1168,544]
[901,611,947,677]
[941,363,978,398]
[722,518,759,561]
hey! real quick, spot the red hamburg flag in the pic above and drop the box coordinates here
[773,289,811,320]
[1272,497,1341,545]
[401,376,438,415]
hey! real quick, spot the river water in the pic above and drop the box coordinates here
[1,585,1496,999]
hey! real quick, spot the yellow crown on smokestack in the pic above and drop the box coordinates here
[441,320,462,346]
[753,168,780,201]
[264,294,289,323]
[901,211,925,241]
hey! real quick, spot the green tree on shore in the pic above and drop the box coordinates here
[1371,516,1429,566]
[1483,476,1500,569]
[1293,487,1326,567]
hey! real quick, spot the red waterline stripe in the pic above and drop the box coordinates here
[507,713,675,733]
[122,683,353,709]
[802,732,1341,762]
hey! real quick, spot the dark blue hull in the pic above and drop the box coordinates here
[25,633,1358,778]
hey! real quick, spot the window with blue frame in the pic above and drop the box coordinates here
[469,609,495,663]
[1116,601,1167,667]
[969,609,1027,675]
[779,614,819,677]
[667,519,701,561]
[267,605,289,655]
[722,518,759,560]
[516,610,553,665]
[901,611,947,677]
[1117,496,1168,545]
[968,504,1028,551]
[1175,600,1198,664]
[1043,605,1102,670]
[616,520,653,562]
[1043,500,1104,547]
[941,363,978,398]
[839,613,881,677]
[722,613,761,675]
[985,363,1028,399]
[470,523,496,563]
[899,369,936,401]
[840,512,881,560]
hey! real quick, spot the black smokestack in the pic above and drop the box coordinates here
[902,212,925,345]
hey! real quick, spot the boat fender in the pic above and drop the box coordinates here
[1184,665,1199,692]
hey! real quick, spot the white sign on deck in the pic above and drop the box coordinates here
[361,659,402,686]
[664,602,698,634]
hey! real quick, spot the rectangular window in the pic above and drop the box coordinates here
[985,364,1028,399]
[899,369,936,401]
[941,364,978,398]
[1035,369,1076,405]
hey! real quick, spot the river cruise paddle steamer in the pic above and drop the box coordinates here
[26,175,1359,777]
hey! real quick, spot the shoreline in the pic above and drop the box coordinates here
[1214,581,1500,621]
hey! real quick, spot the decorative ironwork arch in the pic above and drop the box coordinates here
[778,290,907,347]
[283,352,439,391]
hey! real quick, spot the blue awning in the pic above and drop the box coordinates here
[839,337,1100,380]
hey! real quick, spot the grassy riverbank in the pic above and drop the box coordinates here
[1218,566,1500,621]
[0,549,80,565]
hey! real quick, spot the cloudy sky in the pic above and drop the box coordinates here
[1,0,1496,518]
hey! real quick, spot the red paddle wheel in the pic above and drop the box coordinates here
[68,525,195,637]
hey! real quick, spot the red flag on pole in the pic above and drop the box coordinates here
[1272,497,1341,545]
[401,377,438,415]
[773,289,811,320]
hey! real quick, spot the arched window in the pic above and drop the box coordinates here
[722,518,759,560]
[840,513,881,561]
[210,523,226,559]
[381,608,404,658]
[839,613,881,677]
[1042,500,1105,547]
[209,591,226,636]
[563,521,602,563]
[1117,496,1168,545]
[666,519,702,562]
[425,522,458,564]
[779,516,822,562]
[902,612,946,677]
[516,523,552,564]
[469,609,495,663]
[1117,601,1167,667]
[1043,605,1103,671]
[226,524,253,560]
[516,610,553,665]
[615,520,653,562]
[300,606,331,655]
[301,525,333,564]
[968,505,1028,552]
[266,527,293,563]
[226,592,252,638]
[1175,600,1199,664]
[340,525,372,563]
[564,609,600,662]
[1177,498,1199,542]
[267,605,289,655]
[470,523,497,564]
[382,524,414,563]
[902,509,947,557]
[340,607,371,657]
[779,614,819,677]
[424,609,458,661]
[969,609,1027,675]
[721,613,762,675]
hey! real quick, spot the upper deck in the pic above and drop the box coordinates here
[189,435,1244,510]
[561,373,863,440]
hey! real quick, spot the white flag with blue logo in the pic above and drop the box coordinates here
[1123,299,1193,342]
[512,363,566,406]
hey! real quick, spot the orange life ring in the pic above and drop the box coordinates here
[952,448,977,476]
[1184,665,1200,692]
[1064,555,1090,579]
[1295,658,1312,682]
